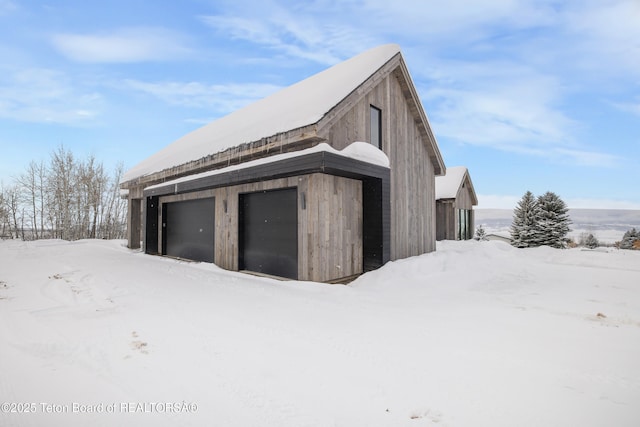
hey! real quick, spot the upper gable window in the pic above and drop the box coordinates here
[370,105,382,150]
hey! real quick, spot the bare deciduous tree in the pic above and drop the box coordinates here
[0,183,11,238]
[5,185,22,239]
[3,146,126,241]
[16,161,42,239]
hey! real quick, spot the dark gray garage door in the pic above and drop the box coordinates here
[239,188,297,279]
[162,197,215,262]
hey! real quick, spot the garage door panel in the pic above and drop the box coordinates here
[163,197,215,262]
[240,188,297,279]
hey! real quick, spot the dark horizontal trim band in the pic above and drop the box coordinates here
[143,151,390,197]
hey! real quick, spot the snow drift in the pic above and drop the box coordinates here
[1,239,639,426]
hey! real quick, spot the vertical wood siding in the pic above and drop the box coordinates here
[157,173,362,282]
[139,55,440,274]
[320,72,436,259]
[454,179,476,240]
[436,201,455,241]
[301,174,362,281]
[455,178,475,210]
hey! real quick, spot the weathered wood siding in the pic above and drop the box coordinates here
[436,174,477,240]
[455,178,475,210]
[126,53,443,262]
[127,197,142,249]
[301,174,362,281]
[436,200,455,241]
[455,178,475,239]
[156,173,362,282]
[126,186,144,249]
[319,68,436,259]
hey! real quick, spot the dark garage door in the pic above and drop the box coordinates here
[239,188,297,279]
[163,197,215,262]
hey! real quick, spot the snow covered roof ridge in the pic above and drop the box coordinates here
[122,44,402,184]
[435,166,476,201]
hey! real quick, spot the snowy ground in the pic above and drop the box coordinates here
[1,239,639,427]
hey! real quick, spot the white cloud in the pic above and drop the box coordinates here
[612,99,640,117]
[358,0,560,41]
[477,194,640,210]
[0,67,102,124]
[420,64,603,165]
[363,0,636,82]
[200,2,379,65]
[51,27,192,63]
[199,1,627,168]
[563,0,640,78]
[565,198,640,210]
[124,80,283,114]
[552,149,619,168]
[426,85,571,148]
[476,194,522,210]
[429,82,619,165]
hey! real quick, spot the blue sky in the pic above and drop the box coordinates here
[1,0,639,209]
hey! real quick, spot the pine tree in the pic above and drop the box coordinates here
[510,191,540,248]
[584,233,599,249]
[620,228,639,250]
[474,224,488,241]
[534,191,571,248]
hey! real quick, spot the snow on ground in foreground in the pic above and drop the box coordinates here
[1,239,639,427]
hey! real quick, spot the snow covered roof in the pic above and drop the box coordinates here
[122,44,401,183]
[144,141,389,192]
[435,166,477,202]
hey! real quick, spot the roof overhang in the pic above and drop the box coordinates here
[463,172,479,206]
[144,150,389,198]
[123,44,402,187]
[392,56,446,176]
[121,126,323,189]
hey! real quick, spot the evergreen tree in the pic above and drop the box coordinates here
[510,191,539,248]
[584,233,599,249]
[474,224,488,241]
[534,191,571,248]
[620,228,639,250]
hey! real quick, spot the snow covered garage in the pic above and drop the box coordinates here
[435,166,478,241]
[120,44,445,282]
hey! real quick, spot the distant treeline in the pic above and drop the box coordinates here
[0,146,126,241]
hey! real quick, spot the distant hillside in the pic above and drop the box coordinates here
[475,209,640,243]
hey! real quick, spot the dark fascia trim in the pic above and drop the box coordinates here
[143,151,390,197]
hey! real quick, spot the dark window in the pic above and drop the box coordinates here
[370,105,382,149]
[457,209,472,240]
